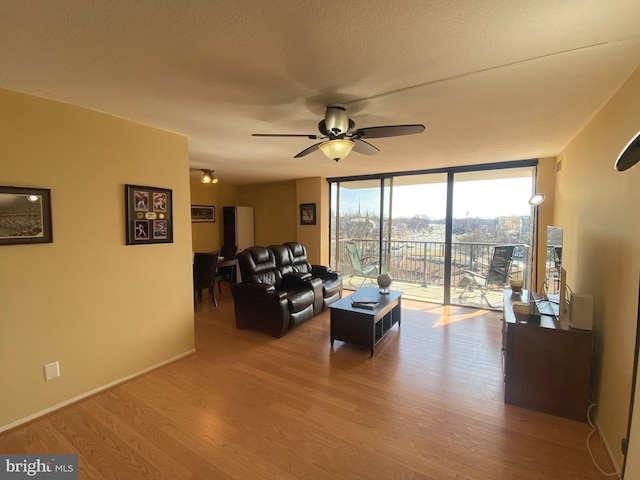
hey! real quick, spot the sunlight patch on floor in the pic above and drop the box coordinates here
[433,306,488,327]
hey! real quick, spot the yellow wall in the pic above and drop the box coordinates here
[0,89,195,429]
[296,177,329,265]
[190,179,239,252]
[553,68,640,472]
[237,180,297,247]
[218,178,329,264]
[534,157,557,289]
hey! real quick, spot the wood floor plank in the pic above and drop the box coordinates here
[0,290,614,479]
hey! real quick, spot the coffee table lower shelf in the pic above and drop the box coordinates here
[329,288,402,356]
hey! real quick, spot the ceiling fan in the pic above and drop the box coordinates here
[252,104,425,162]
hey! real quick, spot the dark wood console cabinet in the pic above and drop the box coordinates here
[503,290,593,422]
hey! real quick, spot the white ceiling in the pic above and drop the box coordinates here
[1,0,639,185]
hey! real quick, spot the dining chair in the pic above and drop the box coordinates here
[193,250,221,307]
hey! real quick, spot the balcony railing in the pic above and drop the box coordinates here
[333,238,532,292]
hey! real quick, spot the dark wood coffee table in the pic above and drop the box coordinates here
[329,287,402,356]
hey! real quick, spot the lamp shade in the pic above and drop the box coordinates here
[318,139,355,162]
[528,193,546,206]
[615,131,640,172]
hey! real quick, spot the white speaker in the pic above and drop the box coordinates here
[569,293,594,331]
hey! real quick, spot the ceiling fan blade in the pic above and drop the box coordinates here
[354,124,425,139]
[294,142,322,158]
[352,138,380,156]
[252,133,321,139]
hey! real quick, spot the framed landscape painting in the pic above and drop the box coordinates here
[0,186,53,245]
[191,205,215,223]
[125,184,173,245]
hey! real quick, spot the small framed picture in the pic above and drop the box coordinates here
[0,186,53,245]
[191,205,215,223]
[300,203,316,225]
[125,184,173,245]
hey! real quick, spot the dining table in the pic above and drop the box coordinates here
[217,257,240,283]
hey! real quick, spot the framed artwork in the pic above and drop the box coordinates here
[0,186,53,245]
[191,205,215,223]
[300,203,316,225]
[125,184,173,245]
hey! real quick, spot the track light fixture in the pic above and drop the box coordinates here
[200,169,218,184]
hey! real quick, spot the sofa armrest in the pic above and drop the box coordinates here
[280,272,313,289]
[232,282,286,299]
[311,265,342,281]
[280,273,323,314]
[231,283,290,337]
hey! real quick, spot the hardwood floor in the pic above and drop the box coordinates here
[1,287,616,479]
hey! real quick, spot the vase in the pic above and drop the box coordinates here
[377,273,392,294]
[512,301,531,323]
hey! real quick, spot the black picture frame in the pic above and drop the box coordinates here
[125,184,173,245]
[0,186,53,245]
[300,203,316,225]
[190,205,215,223]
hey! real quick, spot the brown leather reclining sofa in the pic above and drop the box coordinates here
[231,242,343,337]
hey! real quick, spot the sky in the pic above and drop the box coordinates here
[338,177,535,219]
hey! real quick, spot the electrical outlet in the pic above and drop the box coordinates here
[43,361,60,381]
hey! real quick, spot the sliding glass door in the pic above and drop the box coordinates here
[385,174,448,303]
[329,161,537,309]
[331,179,384,288]
[450,168,534,308]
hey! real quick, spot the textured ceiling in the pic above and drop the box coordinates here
[1,0,639,184]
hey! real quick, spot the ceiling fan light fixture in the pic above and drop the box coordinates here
[200,169,218,184]
[318,139,355,162]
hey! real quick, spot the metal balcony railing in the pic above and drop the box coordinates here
[333,238,531,290]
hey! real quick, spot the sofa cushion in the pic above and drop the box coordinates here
[322,277,343,298]
[286,288,315,313]
[237,246,280,286]
[269,244,295,278]
[285,241,313,274]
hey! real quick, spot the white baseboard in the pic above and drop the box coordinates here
[0,349,196,434]
[595,416,622,473]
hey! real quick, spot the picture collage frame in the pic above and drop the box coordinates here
[125,184,173,245]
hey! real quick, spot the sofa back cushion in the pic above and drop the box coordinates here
[285,242,312,274]
[237,246,280,286]
[269,244,295,276]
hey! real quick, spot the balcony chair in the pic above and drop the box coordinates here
[457,245,515,308]
[344,241,379,287]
